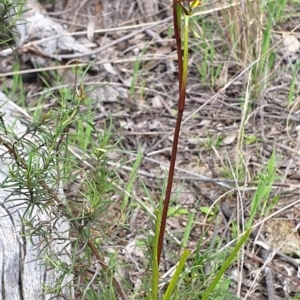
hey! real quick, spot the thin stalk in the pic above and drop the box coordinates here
[157,2,190,265]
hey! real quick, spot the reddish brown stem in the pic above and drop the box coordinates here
[157,1,187,265]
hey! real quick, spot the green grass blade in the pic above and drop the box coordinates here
[162,249,190,300]
[152,210,161,300]
[122,148,143,210]
[201,228,251,300]
[181,212,194,249]
[130,45,148,97]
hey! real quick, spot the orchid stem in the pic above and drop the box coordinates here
[156,2,191,266]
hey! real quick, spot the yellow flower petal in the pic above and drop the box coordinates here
[190,0,201,8]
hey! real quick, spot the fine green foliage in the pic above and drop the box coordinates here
[201,228,251,300]
[0,0,25,45]
[0,75,128,298]
[122,147,143,210]
[287,60,300,106]
[246,149,278,228]
[130,45,148,99]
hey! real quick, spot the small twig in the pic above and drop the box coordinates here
[81,263,100,300]
[0,18,172,57]
[245,250,300,281]
[260,248,275,300]
[87,240,128,300]
[221,199,300,299]
[255,238,300,270]
[49,24,158,60]
[0,54,176,78]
